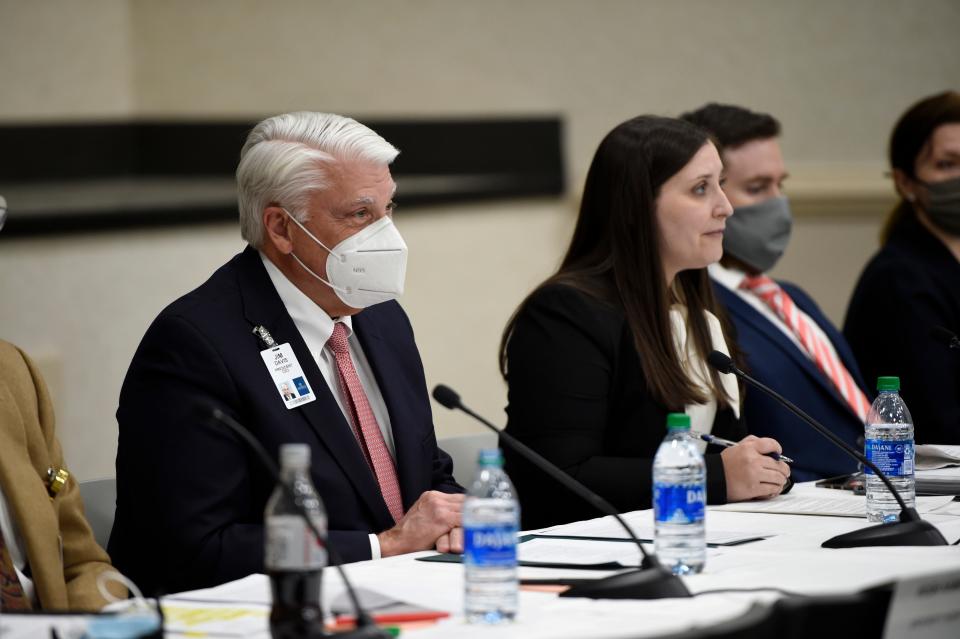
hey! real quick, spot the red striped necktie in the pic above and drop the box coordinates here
[327,322,405,524]
[741,274,870,422]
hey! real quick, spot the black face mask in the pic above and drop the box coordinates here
[920,176,960,236]
[722,196,793,273]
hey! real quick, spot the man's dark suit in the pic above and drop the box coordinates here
[108,246,460,596]
[713,280,865,482]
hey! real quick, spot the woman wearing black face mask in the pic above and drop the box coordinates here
[845,90,960,445]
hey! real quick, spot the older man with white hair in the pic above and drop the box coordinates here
[109,112,464,596]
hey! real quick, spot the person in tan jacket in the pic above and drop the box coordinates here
[0,339,124,610]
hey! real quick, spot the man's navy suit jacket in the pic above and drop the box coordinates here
[713,280,867,482]
[108,247,461,595]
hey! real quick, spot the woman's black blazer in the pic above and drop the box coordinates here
[502,283,745,529]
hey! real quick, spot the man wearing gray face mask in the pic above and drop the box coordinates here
[682,104,868,482]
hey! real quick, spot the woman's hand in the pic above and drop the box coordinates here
[721,435,791,501]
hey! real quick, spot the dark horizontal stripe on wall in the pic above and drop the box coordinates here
[0,117,564,238]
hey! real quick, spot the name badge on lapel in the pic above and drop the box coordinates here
[254,325,317,409]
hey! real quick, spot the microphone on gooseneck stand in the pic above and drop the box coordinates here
[704,351,947,548]
[431,384,691,600]
[931,326,960,351]
[208,407,394,639]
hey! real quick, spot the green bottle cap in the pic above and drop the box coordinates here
[876,376,900,391]
[477,448,504,467]
[666,413,691,430]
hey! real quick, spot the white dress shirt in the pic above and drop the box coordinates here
[261,253,395,559]
[709,262,844,369]
[0,484,36,606]
[669,305,741,452]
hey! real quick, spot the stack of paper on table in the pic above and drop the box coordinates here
[710,481,956,517]
[916,444,960,495]
[536,510,773,545]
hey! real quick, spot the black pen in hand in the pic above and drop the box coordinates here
[691,431,794,464]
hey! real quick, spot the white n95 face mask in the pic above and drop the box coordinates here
[284,209,408,309]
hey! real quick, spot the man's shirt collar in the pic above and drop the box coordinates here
[259,252,353,356]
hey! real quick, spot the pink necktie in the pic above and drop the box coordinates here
[1,528,31,610]
[327,322,404,524]
[741,275,870,423]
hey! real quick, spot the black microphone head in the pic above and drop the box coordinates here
[706,350,735,374]
[931,326,958,346]
[432,384,461,410]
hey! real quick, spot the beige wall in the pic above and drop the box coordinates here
[127,0,958,188]
[0,0,135,120]
[0,0,956,480]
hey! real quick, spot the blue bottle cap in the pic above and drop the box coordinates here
[86,613,161,639]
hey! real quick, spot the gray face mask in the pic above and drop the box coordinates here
[922,176,960,236]
[722,196,793,273]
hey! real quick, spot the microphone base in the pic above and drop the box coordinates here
[559,567,691,600]
[822,512,948,548]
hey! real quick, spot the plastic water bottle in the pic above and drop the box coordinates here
[653,413,706,575]
[463,448,519,624]
[264,444,328,639]
[865,376,915,523]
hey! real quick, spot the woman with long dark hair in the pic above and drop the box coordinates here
[500,116,790,529]
[844,91,960,444]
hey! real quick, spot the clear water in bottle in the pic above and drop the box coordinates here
[463,448,519,624]
[864,376,915,523]
[264,444,328,639]
[653,413,706,575]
